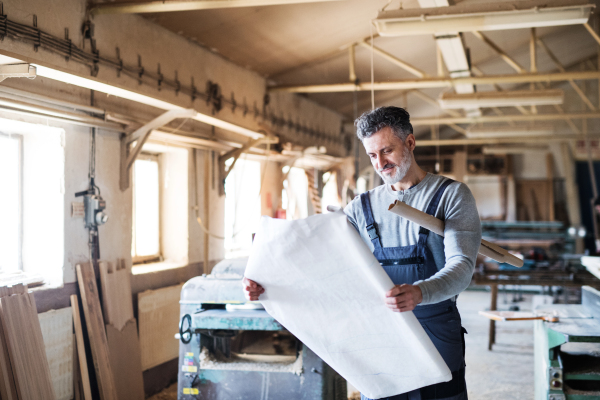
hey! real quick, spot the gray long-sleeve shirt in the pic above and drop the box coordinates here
[344,173,481,305]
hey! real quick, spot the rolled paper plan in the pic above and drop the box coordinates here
[388,200,524,268]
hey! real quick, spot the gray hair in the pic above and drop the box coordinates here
[354,106,413,142]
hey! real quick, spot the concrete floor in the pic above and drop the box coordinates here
[149,289,536,400]
[460,289,535,400]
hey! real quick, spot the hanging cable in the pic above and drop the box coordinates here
[370,22,375,110]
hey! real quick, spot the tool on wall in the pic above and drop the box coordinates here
[75,127,108,264]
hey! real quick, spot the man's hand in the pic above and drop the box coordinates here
[385,284,423,312]
[242,277,264,301]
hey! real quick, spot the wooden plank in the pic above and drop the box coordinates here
[138,284,183,370]
[0,291,54,399]
[106,319,145,400]
[76,263,118,400]
[25,293,55,399]
[1,295,29,399]
[0,288,17,400]
[70,295,92,400]
[479,310,559,322]
[73,334,81,400]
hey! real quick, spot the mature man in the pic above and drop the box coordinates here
[244,106,481,400]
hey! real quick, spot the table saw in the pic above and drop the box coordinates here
[534,286,600,400]
[176,257,347,400]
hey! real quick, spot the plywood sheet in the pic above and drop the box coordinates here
[76,263,118,400]
[38,308,73,400]
[99,260,134,331]
[107,319,144,400]
[138,284,183,370]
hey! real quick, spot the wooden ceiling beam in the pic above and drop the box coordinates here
[270,70,600,93]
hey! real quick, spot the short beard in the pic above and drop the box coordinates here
[376,146,412,185]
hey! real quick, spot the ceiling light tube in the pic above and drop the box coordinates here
[466,125,555,138]
[374,0,594,36]
[34,65,264,139]
[439,89,564,109]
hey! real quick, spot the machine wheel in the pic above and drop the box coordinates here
[180,314,192,344]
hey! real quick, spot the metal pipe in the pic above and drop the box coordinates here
[0,106,122,131]
[90,0,346,14]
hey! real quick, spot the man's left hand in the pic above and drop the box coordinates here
[385,284,423,312]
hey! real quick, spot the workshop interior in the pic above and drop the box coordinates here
[0,0,600,399]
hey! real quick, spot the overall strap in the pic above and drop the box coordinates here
[418,178,455,241]
[360,192,382,249]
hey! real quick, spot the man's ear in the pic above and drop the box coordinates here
[405,134,416,151]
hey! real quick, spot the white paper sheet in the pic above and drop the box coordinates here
[244,211,451,399]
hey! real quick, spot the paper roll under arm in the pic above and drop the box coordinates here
[388,200,524,268]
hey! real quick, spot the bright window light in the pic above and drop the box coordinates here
[0,117,64,286]
[322,171,341,212]
[0,134,21,273]
[132,157,160,258]
[224,158,262,258]
[283,167,309,220]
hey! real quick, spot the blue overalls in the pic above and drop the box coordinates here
[360,179,467,400]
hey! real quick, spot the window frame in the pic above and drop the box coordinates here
[131,152,163,265]
[0,132,24,272]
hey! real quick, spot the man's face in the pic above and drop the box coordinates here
[363,127,413,185]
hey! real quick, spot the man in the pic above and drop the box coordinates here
[244,106,481,400]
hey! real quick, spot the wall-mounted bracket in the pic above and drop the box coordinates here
[218,135,279,196]
[120,108,197,191]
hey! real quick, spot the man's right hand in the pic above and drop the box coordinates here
[242,277,264,301]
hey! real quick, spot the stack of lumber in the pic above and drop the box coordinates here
[0,284,55,400]
[99,260,144,400]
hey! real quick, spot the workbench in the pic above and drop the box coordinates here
[534,287,600,399]
[473,268,600,350]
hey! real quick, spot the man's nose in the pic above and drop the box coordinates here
[375,156,385,170]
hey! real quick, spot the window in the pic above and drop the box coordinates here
[321,171,341,212]
[282,167,308,220]
[131,144,189,271]
[132,154,161,264]
[224,158,262,258]
[0,118,64,286]
[0,134,22,273]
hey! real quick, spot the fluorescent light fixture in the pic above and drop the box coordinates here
[374,0,594,36]
[34,65,263,139]
[439,89,564,109]
[466,125,555,138]
[0,63,36,80]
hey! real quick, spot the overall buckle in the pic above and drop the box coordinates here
[366,223,379,241]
